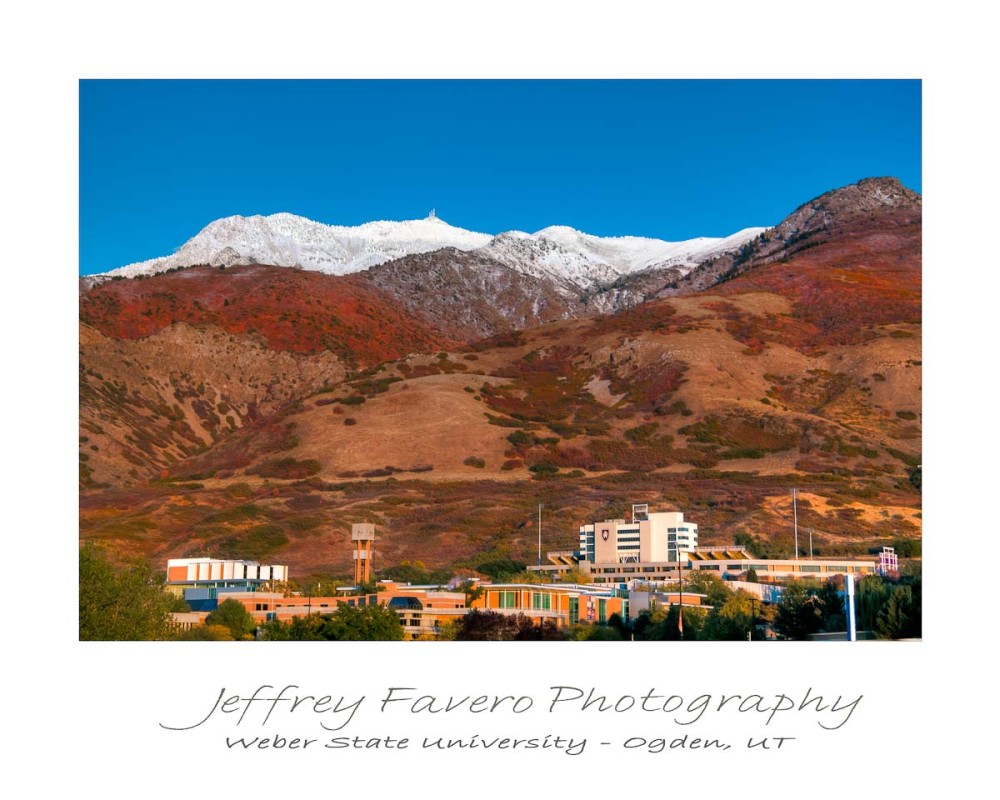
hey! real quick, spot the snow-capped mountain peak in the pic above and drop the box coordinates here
[105,213,494,279]
[101,212,767,290]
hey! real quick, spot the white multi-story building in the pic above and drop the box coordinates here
[166,557,288,585]
[578,505,699,564]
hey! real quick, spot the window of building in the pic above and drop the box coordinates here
[532,592,552,611]
[699,564,720,570]
[598,599,608,624]
[498,591,518,609]
[569,597,579,624]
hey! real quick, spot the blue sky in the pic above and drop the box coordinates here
[79,80,921,275]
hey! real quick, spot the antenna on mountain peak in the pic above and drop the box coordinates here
[428,208,437,219]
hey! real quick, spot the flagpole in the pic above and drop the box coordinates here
[537,503,542,566]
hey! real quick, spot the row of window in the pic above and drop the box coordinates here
[591,563,872,575]
[496,591,554,610]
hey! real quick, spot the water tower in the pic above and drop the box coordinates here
[352,523,376,585]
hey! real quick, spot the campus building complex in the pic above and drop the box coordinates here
[528,504,879,586]
[165,506,888,638]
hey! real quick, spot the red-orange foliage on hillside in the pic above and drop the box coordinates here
[713,217,921,352]
[80,265,452,365]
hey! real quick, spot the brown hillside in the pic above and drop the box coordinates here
[80,179,921,579]
[81,286,920,576]
[80,322,346,487]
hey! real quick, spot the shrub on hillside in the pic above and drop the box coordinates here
[249,457,322,480]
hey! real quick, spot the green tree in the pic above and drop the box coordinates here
[206,598,256,640]
[678,572,732,607]
[323,604,405,640]
[874,580,921,639]
[891,538,922,558]
[773,581,824,640]
[856,574,894,631]
[260,614,325,641]
[457,579,484,606]
[260,605,405,641]
[168,594,192,613]
[175,624,235,641]
[561,567,592,584]
[379,561,452,586]
[632,606,667,640]
[581,625,623,641]
[816,580,846,632]
[700,591,755,640]
[660,604,705,640]
[504,570,548,585]
[606,612,629,639]
[476,558,527,581]
[454,610,564,641]
[79,543,176,641]
[635,604,705,640]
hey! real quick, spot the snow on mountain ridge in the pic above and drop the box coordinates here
[102,212,767,289]
[481,224,769,290]
[106,213,493,278]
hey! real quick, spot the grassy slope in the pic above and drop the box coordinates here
[80,209,921,578]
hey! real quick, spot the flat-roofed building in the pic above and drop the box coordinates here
[167,557,288,585]
[577,549,876,585]
[579,506,698,564]
[626,590,706,621]
[165,558,289,611]
[218,581,467,639]
[472,583,627,626]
